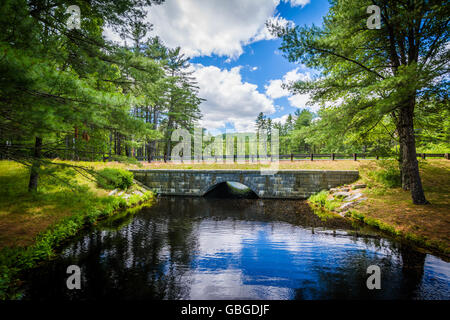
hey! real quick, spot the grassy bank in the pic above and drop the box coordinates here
[0,160,154,299]
[308,159,450,257]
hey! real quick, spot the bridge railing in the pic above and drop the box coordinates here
[2,145,448,162]
[136,152,450,162]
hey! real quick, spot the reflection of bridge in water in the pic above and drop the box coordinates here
[130,169,359,199]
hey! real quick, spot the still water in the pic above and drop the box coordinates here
[22,197,450,300]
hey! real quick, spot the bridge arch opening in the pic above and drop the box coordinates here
[203,181,259,199]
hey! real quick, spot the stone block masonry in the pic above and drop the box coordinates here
[130,169,359,199]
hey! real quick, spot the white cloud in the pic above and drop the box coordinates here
[288,94,320,111]
[265,79,287,99]
[283,0,311,7]
[250,15,295,43]
[193,64,276,132]
[265,68,310,99]
[265,68,321,111]
[272,114,289,124]
[144,0,279,58]
[103,1,301,59]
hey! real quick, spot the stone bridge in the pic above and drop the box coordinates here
[130,169,359,199]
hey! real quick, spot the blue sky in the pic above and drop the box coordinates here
[128,0,331,133]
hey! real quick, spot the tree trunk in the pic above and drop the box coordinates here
[117,134,121,156]
[28,136,42,192]
[165,116,174,157]
[150,108,158,162]
[398,139,411,190]
[109,131,112,161]
[125,139,130,157]
[147,140,152,163]
[397,99,428,204]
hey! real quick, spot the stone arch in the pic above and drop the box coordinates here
[201,178,261,198]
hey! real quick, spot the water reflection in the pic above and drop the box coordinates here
[22,197,450,300]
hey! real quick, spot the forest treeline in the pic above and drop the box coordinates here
[0,0,203,190]
[255,104,449,156]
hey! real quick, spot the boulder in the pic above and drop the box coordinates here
[108,189,119,196]
[330,187,350,193]
[343,192,363,202]
[333,191,352,198]
[339,202,355,211]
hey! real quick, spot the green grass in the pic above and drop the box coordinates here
[365,160,401,188]
[0,160,154,299]
[306,160,450,258]
[308,190,343,220]
[96,168,134,190]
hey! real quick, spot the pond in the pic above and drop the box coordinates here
[22,197,450,300]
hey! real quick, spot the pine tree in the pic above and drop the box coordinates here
[270,0,448,204]
[0,0,167,190]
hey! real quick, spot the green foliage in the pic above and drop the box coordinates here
[308,190,342,220]
[269,0,448,203]
[0,0,203,191]
[309,190,328,206]
[349,210,399,236]
[0,191,142,299]
[0,166,153,300]
[96,168,134,190]
[369,161,401,188]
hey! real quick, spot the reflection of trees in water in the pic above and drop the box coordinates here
[399,247,426,298]
[23,197,428,300]
[77,210,199,299]
[24,198,201,300]
[163,198,200,299]
[291,239,426,299]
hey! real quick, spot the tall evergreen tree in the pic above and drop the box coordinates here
[270,0,449,204]
[0,0,167,190]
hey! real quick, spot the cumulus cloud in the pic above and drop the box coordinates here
[265,68,310,98]
[272,114,290,124]
[250,15,295,43]
[265,68,321,111]
[288,94,320,111]
[103,1,303,59]
[283,0,311,7]
[144,0,279,58]
[193,64,276,132]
